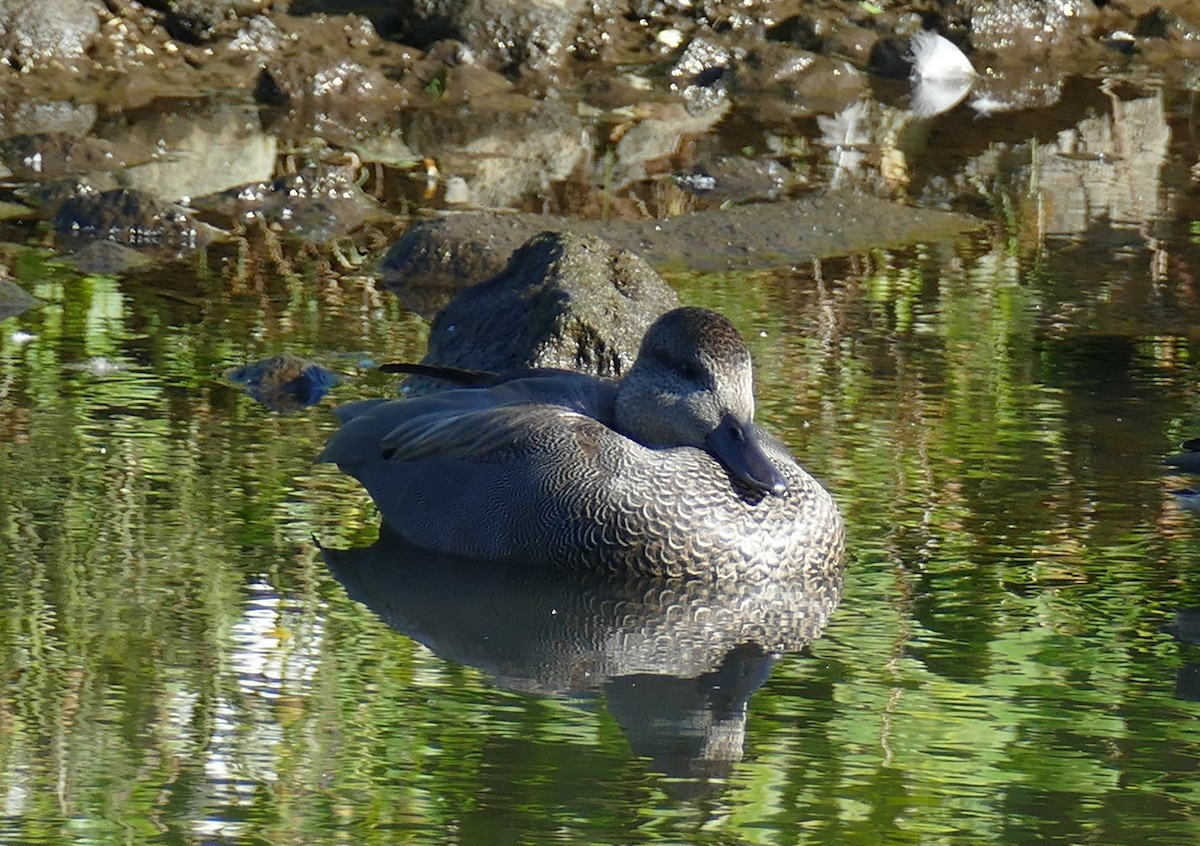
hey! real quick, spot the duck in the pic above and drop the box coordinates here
[1164,438,1200,475]
[319,306,844,580]
[1163,439,1200,513]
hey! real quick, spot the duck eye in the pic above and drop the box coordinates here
[677,360,702,381]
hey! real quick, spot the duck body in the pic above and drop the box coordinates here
[320,307,844,580]
[1164,438,1200,475]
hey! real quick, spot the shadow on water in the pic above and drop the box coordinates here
[320,526,844,793]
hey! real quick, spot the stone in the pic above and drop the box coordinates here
[0,0,100,69]
[405,230,680,393]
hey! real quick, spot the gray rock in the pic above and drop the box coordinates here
[96,101,277,202]
[381,195,983,314]
[0,275,36,320]
[407,230,680,393]
[970,0,1094,52]
[53,187,219,254]
[0,100,96,140]
[380,215,539,317]
[405,98,586,209]
[0,0,100,69]
[254,44,411,146]
[398,0,588,72]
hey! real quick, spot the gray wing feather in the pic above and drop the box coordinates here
[380,404,588,463]
[319,387,596,467]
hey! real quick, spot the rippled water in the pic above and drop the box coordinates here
[6,105,1200,846]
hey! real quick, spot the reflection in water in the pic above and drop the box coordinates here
[200,580,324,838]
[6,91,1200,834]
[321,527,844,786]
[1168,609,1200,702]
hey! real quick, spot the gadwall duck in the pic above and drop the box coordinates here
[1164,438,1200,513]
[319,307,844,579]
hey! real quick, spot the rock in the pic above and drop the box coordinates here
[406,230,680,393]
[969,0,1094,53]
[669,34,734,113]
[381,195,983,305]
[1135,6,1200,41]
[404,99,586,208]
[53,187,219,253]
[738,42,868,121]
[395,0,588,73]
[95,101,277,201]
[0,0,101,69]
[253,27,412,147]
[0,275,36,320]
[226,353,341,413]
[610,100,729,190]
[60,240,153,275]
[138,0,271,44]
[671,156,792,206]
[206,159,383,242]
[380,215,541,317]
[0,133,120,181]
[226,14,286,54]
[0,100,96,139]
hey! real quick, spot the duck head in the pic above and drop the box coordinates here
[614,307,789,496]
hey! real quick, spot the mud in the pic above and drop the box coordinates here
[0,0,1194,275]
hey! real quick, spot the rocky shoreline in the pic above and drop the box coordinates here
[0,0,1193,287]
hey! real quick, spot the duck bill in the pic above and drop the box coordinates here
[706,413,789,496]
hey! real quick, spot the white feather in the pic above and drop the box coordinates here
[910,30,975,82]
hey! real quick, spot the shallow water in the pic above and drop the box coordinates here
[7,96,1200,846]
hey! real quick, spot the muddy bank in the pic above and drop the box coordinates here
[382,193,981,312]
[0,0,1192,285]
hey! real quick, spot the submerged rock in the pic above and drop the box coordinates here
[0,133,120,181]
[227,353,340,413]
[404,99,586,209]
[382,194,982,306]
[213,160,384,241]
[53,187,219,253]
[60,240,154,275]
[0,101,97,141]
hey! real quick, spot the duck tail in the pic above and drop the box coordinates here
[378,362,498,386]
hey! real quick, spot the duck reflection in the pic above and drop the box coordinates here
[1166,608,1200,701]
[321,526,844,785]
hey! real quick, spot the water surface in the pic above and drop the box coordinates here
[5,92,1200,846]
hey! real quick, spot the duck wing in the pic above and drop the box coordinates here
[318,391,494,467]
[319,386,612,468]
[378,362,600,388]
[377,362,498,386]
[379,402,598,463]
